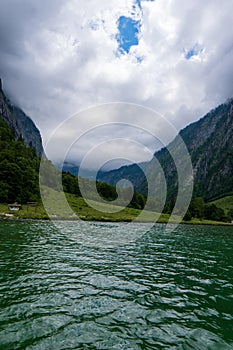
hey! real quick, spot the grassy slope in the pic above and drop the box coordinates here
[210,195,233,214]
[0,186,172,222]
[0,187,231,225]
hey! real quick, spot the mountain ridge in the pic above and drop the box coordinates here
[0,78,44,157]
[98,98,233,202]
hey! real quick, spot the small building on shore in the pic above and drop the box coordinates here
[8,203,21,213]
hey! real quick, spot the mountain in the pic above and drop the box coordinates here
[97,162,148,192]
[57,161,107,180]
[0,78,43,157]
[178,99,233,200]
[0,77,44,203]
[98,98,233,202]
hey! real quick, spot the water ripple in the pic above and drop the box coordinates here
[0,221,232,349]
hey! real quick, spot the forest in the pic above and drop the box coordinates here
[0,118,40,203]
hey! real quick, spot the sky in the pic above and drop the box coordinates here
[0,0,233,169]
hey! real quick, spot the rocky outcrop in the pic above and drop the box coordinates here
[0,78,44,157]
[11,105,44,157]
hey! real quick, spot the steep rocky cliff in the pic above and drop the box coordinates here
[98,99,233,202]
[184,99,233,199]
[0,78,43,157]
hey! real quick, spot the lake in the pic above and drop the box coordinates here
[0,220,232,349]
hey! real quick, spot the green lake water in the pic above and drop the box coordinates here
[0,221,232,349]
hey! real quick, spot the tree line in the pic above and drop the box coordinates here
[183,197,233,222]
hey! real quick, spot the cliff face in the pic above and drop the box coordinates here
[98,98,233,201]
[184,100,233,199]
[0,78,44,157]
[0,79,19,137]
[11,105,44,158]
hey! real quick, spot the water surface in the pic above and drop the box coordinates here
[0,221,233,349]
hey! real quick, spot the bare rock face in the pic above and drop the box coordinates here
[187,99,233,199]
[0,79,44,157]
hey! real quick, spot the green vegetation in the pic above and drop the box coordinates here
[0,117,40,203]
[183,196,232,223]
[210,196,233,219]
[0,186,172,223]
[62,171,147,210]
[40,185,170,222]
[0,186,231,225]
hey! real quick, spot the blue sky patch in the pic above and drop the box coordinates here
[116,16,141,54]
[185,44,203,60]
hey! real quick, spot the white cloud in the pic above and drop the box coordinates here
[0,0,233,168]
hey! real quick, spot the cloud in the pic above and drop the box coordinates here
[0,0,233,168]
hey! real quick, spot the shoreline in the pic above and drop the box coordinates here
[0,213,232,226]
[1,195,232,226]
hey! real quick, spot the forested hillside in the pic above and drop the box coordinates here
[0,117,40,203]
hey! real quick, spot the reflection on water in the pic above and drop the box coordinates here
[0,221,233,349]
